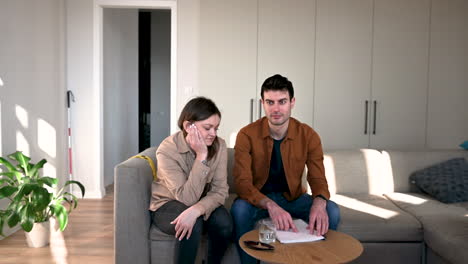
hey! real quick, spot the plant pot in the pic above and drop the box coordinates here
[25,220,50,248]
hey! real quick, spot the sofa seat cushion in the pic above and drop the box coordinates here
[422,216,468,264]
[150,225,174,241]
[384,192,468,217]
[453,201,468,210]
[333,194,422,242]
[384,192,468,264]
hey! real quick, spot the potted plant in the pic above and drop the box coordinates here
[0,151,85,247]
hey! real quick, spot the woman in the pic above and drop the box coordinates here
[149,97,232,264]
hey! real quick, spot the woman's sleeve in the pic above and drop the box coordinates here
[157,149,211,207]
[193,141,229,218]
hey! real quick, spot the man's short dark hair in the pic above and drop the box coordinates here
[260,74,294,99]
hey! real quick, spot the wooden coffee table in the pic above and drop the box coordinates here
[239,229,363,264]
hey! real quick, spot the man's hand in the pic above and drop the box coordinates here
[265,200,298,232]
[308,197,328,236]
[170,206,201,240]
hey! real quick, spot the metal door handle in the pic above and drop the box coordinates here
[373,100,377,135]
[258,99,262,119]
[250,99,254,123]
[364,100,368,135]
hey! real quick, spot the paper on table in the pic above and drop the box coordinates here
[275,219,325,243]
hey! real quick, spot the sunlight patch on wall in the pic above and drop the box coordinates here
[362,149,394,195]
[323,155,337,195]
[334,194,398,219]
[16,131,30,156]
[380,151,395,193]
[38,119,56,158]
[43,162,57,179]
[15,104,29,128]
[0,77,4,86]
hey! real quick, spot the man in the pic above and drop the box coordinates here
[231,74,340,264]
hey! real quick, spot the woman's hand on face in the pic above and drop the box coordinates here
[185,123,208,161]
[170,206,201,240]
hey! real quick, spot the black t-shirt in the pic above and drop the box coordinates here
[261,138,288,194]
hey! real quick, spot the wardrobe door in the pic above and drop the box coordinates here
[199,0,258,147]
[370,0,430,149]
[257,0,316,126]
[427,0,468,149]
[314,0,374,149]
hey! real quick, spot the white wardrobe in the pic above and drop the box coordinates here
[197,0,468,150]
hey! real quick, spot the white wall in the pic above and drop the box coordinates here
[0,0,67,238]
[63,0,468,199]
[103,9,138,187]
[427,0,468,148]
[176,0,200,114]
[66,0,180,198]
[151,10,171,146]
[66,0,104,198]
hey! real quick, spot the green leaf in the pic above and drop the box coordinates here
[0,217,5,237]
[31,186,51,211]
[0,177,14,186]
[20,176,31,184]
[0,210,12,237]
[63,192,79,209]
[64,181,86,198]
[7,151,31,175]
[0,171,22,182]
[52,204,68,231]
[37,177,57,188]
[61,197,73,211]
[20,204,34,232]
[13,184,33,203]
[23,184,34,196]
[0,157,17,172]
[0,186,18,199]
[7,212,20,228]
[28,159,47,178]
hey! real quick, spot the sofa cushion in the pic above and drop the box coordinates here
[333,194,422,242]
[226,148,236,194]
[460,140,468,150]
[409,158,468,203]
[323,149,391,195]
[421,215,468,264]
[385,192,468,264]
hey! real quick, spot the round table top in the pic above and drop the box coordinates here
[239,229,363,264]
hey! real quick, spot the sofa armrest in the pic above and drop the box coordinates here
[114,147,156,264]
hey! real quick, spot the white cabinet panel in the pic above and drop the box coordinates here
[314,0,374,149]
[315,0,431,150]
[258,0,316,126]
[199,0,258,147]
[371,0,431,149]
[427,0,468,149]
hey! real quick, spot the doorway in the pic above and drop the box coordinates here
[139,10,171,152]
[99,1,176,191]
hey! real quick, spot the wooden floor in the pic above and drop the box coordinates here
[0,185,114,264]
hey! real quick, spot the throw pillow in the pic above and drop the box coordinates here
[409,158,468,203]
[460,140,468,150]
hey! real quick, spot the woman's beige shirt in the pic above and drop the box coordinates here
[149,131,229,220]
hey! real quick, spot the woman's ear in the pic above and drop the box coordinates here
[182,120,191,131]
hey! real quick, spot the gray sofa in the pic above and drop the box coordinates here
[114,147,468,264]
